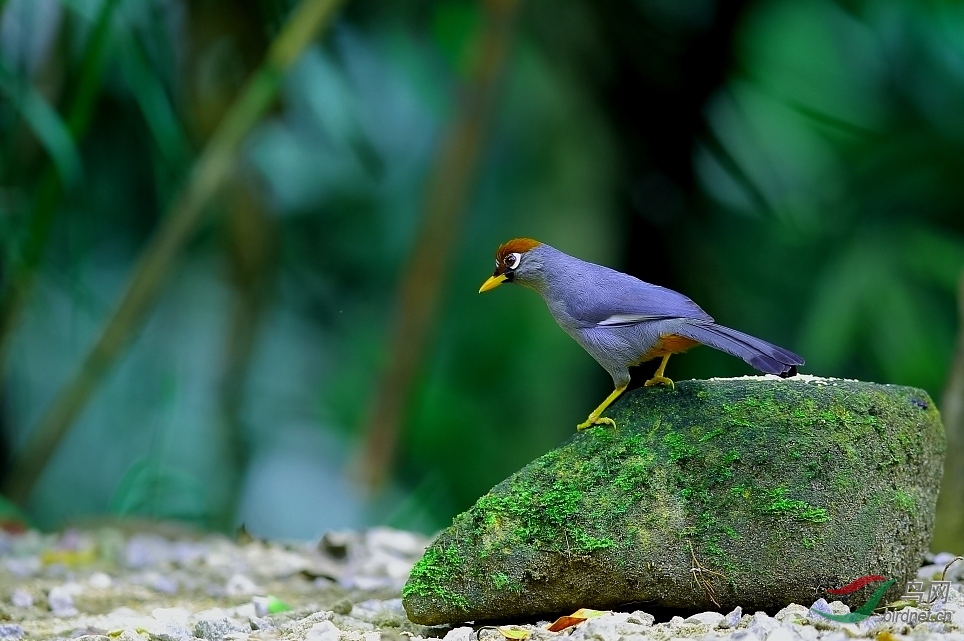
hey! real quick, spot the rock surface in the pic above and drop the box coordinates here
[402,376,946,624]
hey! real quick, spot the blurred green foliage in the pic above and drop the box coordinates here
[0,0,961,537]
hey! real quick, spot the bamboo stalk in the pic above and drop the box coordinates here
[2,0,346,505]
[933,271,964,553]
[356,0,521,489]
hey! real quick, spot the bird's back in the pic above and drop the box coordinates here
[537,245,713,328]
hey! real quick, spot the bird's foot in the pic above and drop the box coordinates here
[577,415,616,431]
[644,375,675,390]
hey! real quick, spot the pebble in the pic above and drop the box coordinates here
[765,627,799,641]
[10,589,32,608]
[224,573,259,596]
[627,611,655,627]
[442,627,474,641]
[48,584,80,617]
[0,624,24,640]
[306,620,341,641]
[193,617,246,641]
[722,607,743,628]
[747,612,779,637]
[774,604,808,623]
[89,572,113,589]
[4,557,40,577]
[687,612,725,628]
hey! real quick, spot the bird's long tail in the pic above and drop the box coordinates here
[676,321,804,376]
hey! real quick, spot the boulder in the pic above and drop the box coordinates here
[402,376,945,624]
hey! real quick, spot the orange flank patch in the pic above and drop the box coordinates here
[496,238,541,262]
[638,334,699,364]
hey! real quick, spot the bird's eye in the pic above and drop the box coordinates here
[505,252,521,270]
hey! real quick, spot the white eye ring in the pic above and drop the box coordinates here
[505,252,521,270]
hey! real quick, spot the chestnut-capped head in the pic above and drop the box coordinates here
[479,238,543,293]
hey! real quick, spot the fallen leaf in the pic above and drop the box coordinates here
[546,616,587,632]
[570,609,606,619]
[497,626,531,639]
[40,547,97,567]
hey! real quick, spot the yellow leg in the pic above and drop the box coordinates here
[577,384,628,431]
[644,354,675,390]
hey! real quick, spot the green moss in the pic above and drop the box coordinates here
[699,427,727,442]
[893,490,917,514]
[762,487,830,523]
[492,572,522,592]
[664,433,696,461]
[403,544,469,610]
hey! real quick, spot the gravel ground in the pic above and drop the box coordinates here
[1,526,964,641]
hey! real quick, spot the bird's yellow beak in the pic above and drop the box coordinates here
[479,273,507,293]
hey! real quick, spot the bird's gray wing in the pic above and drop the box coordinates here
[561,265,713,327]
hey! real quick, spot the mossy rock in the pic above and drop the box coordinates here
[402,376,945,624]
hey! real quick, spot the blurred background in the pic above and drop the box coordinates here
[1,0,964,548]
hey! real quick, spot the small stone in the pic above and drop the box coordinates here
[331,615,374,632]
[765,628,799,641]
[331,598,353,615]
[747,613,779,637]
[249,617,274,631]
[48,585,79,617]
[573,613,623,640]
[252,597,269,618]
[934,552,959,566]
[729,631,761,641]
[89,572,112,589]
[0,624,24,640]
[774,604,809,623]
[443,627,474,641]
[10,589,31,608]
[350,599,406,628]
[626,611,655,627]
[225,574,259,596]
[952,609,964,627]
[791,624,819,641]
[688,612,725,628]
[149,629,192,641]
[828,601,850,615]
[4,557,40,577]
[151,575,178,594]
[193,617,245,641]
[722,607,743,629]
[306,621,341,641]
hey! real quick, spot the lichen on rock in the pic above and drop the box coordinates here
[402,376,946,625]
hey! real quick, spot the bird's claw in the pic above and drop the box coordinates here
[644,375,675,390]
[577,415,616,431]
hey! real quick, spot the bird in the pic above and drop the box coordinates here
[478,238,804,430]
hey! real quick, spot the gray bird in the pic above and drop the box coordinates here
[479,238,804,430]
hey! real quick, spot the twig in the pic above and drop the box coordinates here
[355,0,521,489]
[1,0,346,505]
[941,556,963,582]
[688,541,724,608]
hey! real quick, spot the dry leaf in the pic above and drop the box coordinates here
[497,626,531,639]
[570,609,606,619]
[546,616,587,632]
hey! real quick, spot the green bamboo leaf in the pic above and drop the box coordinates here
[117,33,193,167]
[0,63,83,186]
